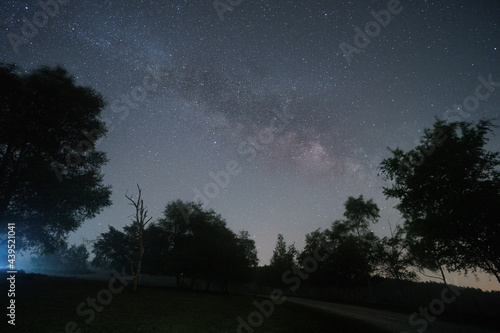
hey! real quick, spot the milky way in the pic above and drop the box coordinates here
[1,0,499,289]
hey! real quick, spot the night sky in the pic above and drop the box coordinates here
[1,0,499,290]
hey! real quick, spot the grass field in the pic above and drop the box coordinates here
[1,272,391,333]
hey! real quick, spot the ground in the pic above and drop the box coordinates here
[1,272,390,333]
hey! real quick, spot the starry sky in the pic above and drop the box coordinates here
[1,0,499,290]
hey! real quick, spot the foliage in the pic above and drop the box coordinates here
[380,119,500,283]
[373,224,417,281]
[141,222,170,275]
[267,233,298,287]
[157,200,258,289]
[270,233,298,269]
[293,196,412,289]
[92,200,258,290]
[0,64,112,253]
[332,196,380,283]
[342,195,380,237]
[31,243,91,274]
[91,225,137,272]
[297,228,337,287]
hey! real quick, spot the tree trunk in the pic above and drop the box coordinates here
[438,265,448,286]
[493,270,500,284]
[438,264,460,313]
[482,258,500,284]
[125,185,152,293]
[132,232,144,292]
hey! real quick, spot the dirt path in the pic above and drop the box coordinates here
[284,296,499,333]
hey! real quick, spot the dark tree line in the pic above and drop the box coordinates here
[92,200,258,292]
[30,243,91,275]
[259,196,412,291]
[260,120,500,290]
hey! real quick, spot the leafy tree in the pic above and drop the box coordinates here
[331,196,380,297]
[405,230,453,285]
[270,233,298,269]
[268,233,298,287]
[380,119,500,283]
[298,228,334,287]
[300,228,331,260]
[374,224,417,282]
[333,234,371,283]
[157,200,257,291]
[328,221,378,285]
[31,243,91,274]
[92,200,258,291]
[371,224,418,304]
[228,230,259,283]
[236,230,259,269]
[156,200,216,287]
[91,225,136,272]
[338,196,380,272]
[0,64,111,253]
[64,244,92,274]
[342,196,380,238]
[141,222,170,275]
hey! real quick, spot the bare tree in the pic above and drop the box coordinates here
[125,185,152,292]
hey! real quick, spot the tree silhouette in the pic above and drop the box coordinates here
[342,196,379,238]
[298,228,335,287]
[270,233,298,269]
[236,230,259,270]
[374,223,416,282]
[333,196,380,298]
[228,230,259,285]
[269,233,298,287]
[0,64,111,253]
[141,222,170,275]
[125,185,152,292]
[380,119,500,283]
[91,225,136,272]
[31,243,91,275]
[373,222,417,303]
[157,200,257,291]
